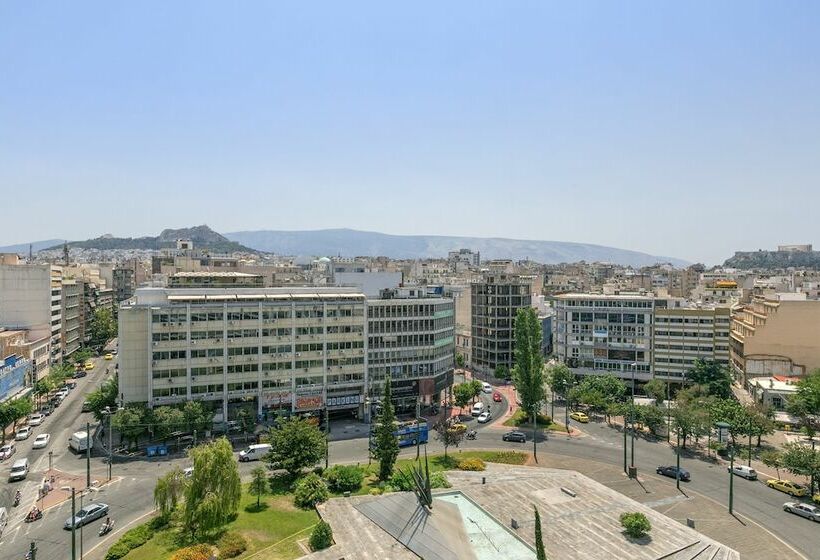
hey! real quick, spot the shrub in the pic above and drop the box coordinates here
[430,472,451,489]
[619,512,651,538]
[171,544,214,560]
[309,520,334,551]
[369,487,383,496]
[482,451,528,465]
[217,532,247,558]
[509,411,552,427]
[324,465,365,493]
[458,457,486,471]
[293,473,330,508]
[104,521,153,560]
[389,469,450,491]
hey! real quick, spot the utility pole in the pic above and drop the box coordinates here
[86,421,91,488]
[325,407,329,469]
[676,429,681,490]
[729,445,735,515]
[416,400,421,461]
[630,364,636,469]
[70,488,77,560]
[532,407,537,462]
[108,410,114,480]
[747,414,753,468]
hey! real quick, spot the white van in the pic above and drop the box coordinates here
[728,464,757,480]
[471,402,485,417]
[69,431,90,453]
[9,458,29,482]
[481,382,492,394]
[239,443,272,462]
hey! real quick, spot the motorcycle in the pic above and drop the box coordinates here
[13,491,21,507]
[99,519,114,536]
[466,430,477,440]
[24,509,42,523]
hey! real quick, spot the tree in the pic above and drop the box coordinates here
[760,449,784,480]
[572,375,626,421]
[469,379,483,403]
[182,401,214,436]
[787,370,820,438]
[746,403,775,447]
[236,407,255,435]
[782,442,820,494]
[309,520,333,551]
[112,406,146,449]
[184,438,242,538]
[547,364,575,402]
[637,405,666,436]
[494,365,510,381]
[512,308,545,416]
[86,377,119,421]
[293,473,329,508]
[249,466,268,508]
[453,383,474,414]
[709,398,746,447]
[687,359,733,399]
[619,512,651,539]
[152,406,186,441]
[372,377,400,481]
[154,466,187,518]
[89,307,117,347]
[672,401,710,449]
[455,353,465,369]
[433,419,465,458]
[534,505,547,560]
[643,378,667,406]
[266,417,326,478]
[8,398,33,431]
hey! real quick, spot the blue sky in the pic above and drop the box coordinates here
[1,2,818,264]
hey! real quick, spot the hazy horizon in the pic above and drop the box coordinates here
[2,2,819,264]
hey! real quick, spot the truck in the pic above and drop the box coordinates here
[69,431,90,453]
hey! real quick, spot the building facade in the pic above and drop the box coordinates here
[61,279,82,358]
[113,266,136,302]
[0,355,31,402]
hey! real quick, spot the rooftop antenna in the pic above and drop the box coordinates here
[63,241,70,266]
[28,244,33,263]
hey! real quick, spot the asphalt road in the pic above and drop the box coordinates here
[3,373,816,560]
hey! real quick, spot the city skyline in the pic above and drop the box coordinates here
[3,2,820,264]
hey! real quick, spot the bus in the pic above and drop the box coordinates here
[370,420,429,448]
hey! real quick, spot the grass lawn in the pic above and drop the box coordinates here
[502,409,565,431]
[123,491,318,560]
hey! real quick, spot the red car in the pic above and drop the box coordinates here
[492,392,502,402]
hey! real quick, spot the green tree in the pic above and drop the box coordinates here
[687,359,733,399]
[637,404,667,436]
[372,377,400,481]
[112,406,146,449]
[620,512,651,539]
[182,401,214,436]
[546,363,575,402]
[760,449,784,480]
[453,383,474,414]
[534,505,547,560]
[572,375,626,421]
[494,364,510,380]
[152,406,186,441]
[787,370,820,438]
[709,398,746,447]
[236,407,255,435]
[9,398,34,431]
[746,403,775,447]
[455,353,465,369]
[643,378,667,406]
[86,377,119,421]
[782,442,820,494]
[672,401,710,449]
[293,473,329,508]
[154,466,187,518]
[309,520,333,551]
[433,419,466,458]
[184,438,242,539]
[89,307,117,347]
[469,379,483,403]
[512,308,545,416]
[249,466,268,508]
[266,417,326,478]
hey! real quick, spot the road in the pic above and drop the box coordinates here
[3,373,817,559]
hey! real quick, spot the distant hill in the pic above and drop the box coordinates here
[725,249,820,269]
[225,228,688,267]
[46,225,256,254]
[0,239,64,255]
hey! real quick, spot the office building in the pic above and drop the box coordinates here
[61,279,82,358]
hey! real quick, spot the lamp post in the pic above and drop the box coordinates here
[102,406,120,481]
[324,407,330,469]
[416,400,421,461]
[630,362,637,470]
[675,427,682,490]
[85,421,91,488]
[748,413,753,468]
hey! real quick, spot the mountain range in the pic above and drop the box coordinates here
[225,228,688,267]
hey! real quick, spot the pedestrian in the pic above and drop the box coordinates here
[509,406,512,413]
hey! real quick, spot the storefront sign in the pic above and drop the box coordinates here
[262,391,292,406]
[296,396,323,410]
[327,394,363,408]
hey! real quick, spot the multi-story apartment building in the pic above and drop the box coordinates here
[471,274,533,376]
[730,293,820,384]
[553,294,654,382]
[367,288,454,413]
[0,329,49,384]
[0,257,63,365]
[61,279,82,358]
[119,284,455,421]
[113,266,136,302]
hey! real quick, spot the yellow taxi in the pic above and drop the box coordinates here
[569,411,589,423]
[766,478,807,497]
[84,360,95,371]
[812,493,820,505]
[104,353,113,361]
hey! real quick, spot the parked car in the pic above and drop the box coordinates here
[471,402,485,417]
[40,405,53,417]
[104,353,113,360]
[656,465,690,481]
[72,369,87,379]
[783,501,820,522]
[32,434,51,449]
[81,401,92,413]
[492,392,502,402]
[8,458,29,482]
[569,411,589,423]
[83,360,95,371]
[64,502,109,529]
[477,411,492,424]
[15,427,32,441]
[502,431,526,443]
[767,479,807,497]
[28,413,45,426]
[728,465,757,480]
[0,443,16,461]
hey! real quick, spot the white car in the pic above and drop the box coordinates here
[477,411,492,423]
[32,434,51,449]
[28,413,45,427]
[0,443,15,461]
[783,501,820,522]
[15,427,32,441]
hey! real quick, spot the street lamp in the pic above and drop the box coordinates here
[101,406,122,481]
[61,486,98,560]
[630,362,637,471]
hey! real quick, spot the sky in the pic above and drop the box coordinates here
[1,2,819,265]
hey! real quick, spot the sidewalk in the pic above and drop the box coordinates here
[523,451,805,560]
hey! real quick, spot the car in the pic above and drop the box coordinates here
[767,479,807,497]
[84,360,94,371]
[784,501,820,522]
[15,427,32,441]
[104,353,113,360]
[492,392,502,402]
[569,411,589,423]
[656,465,690,481]
[728,465,757,480]
[64,502,109,529]
[471,402,485,417]
[481,382,493,394]
[32,434,51,449]
[40,406,53,417]
[81,401,92,413]
[502,430,526,443]
[72,369,87,379]
[28,413,45,426]
[477,411,492,423]
[0,443,16,461]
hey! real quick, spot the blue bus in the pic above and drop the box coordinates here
[370,420,429,448]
